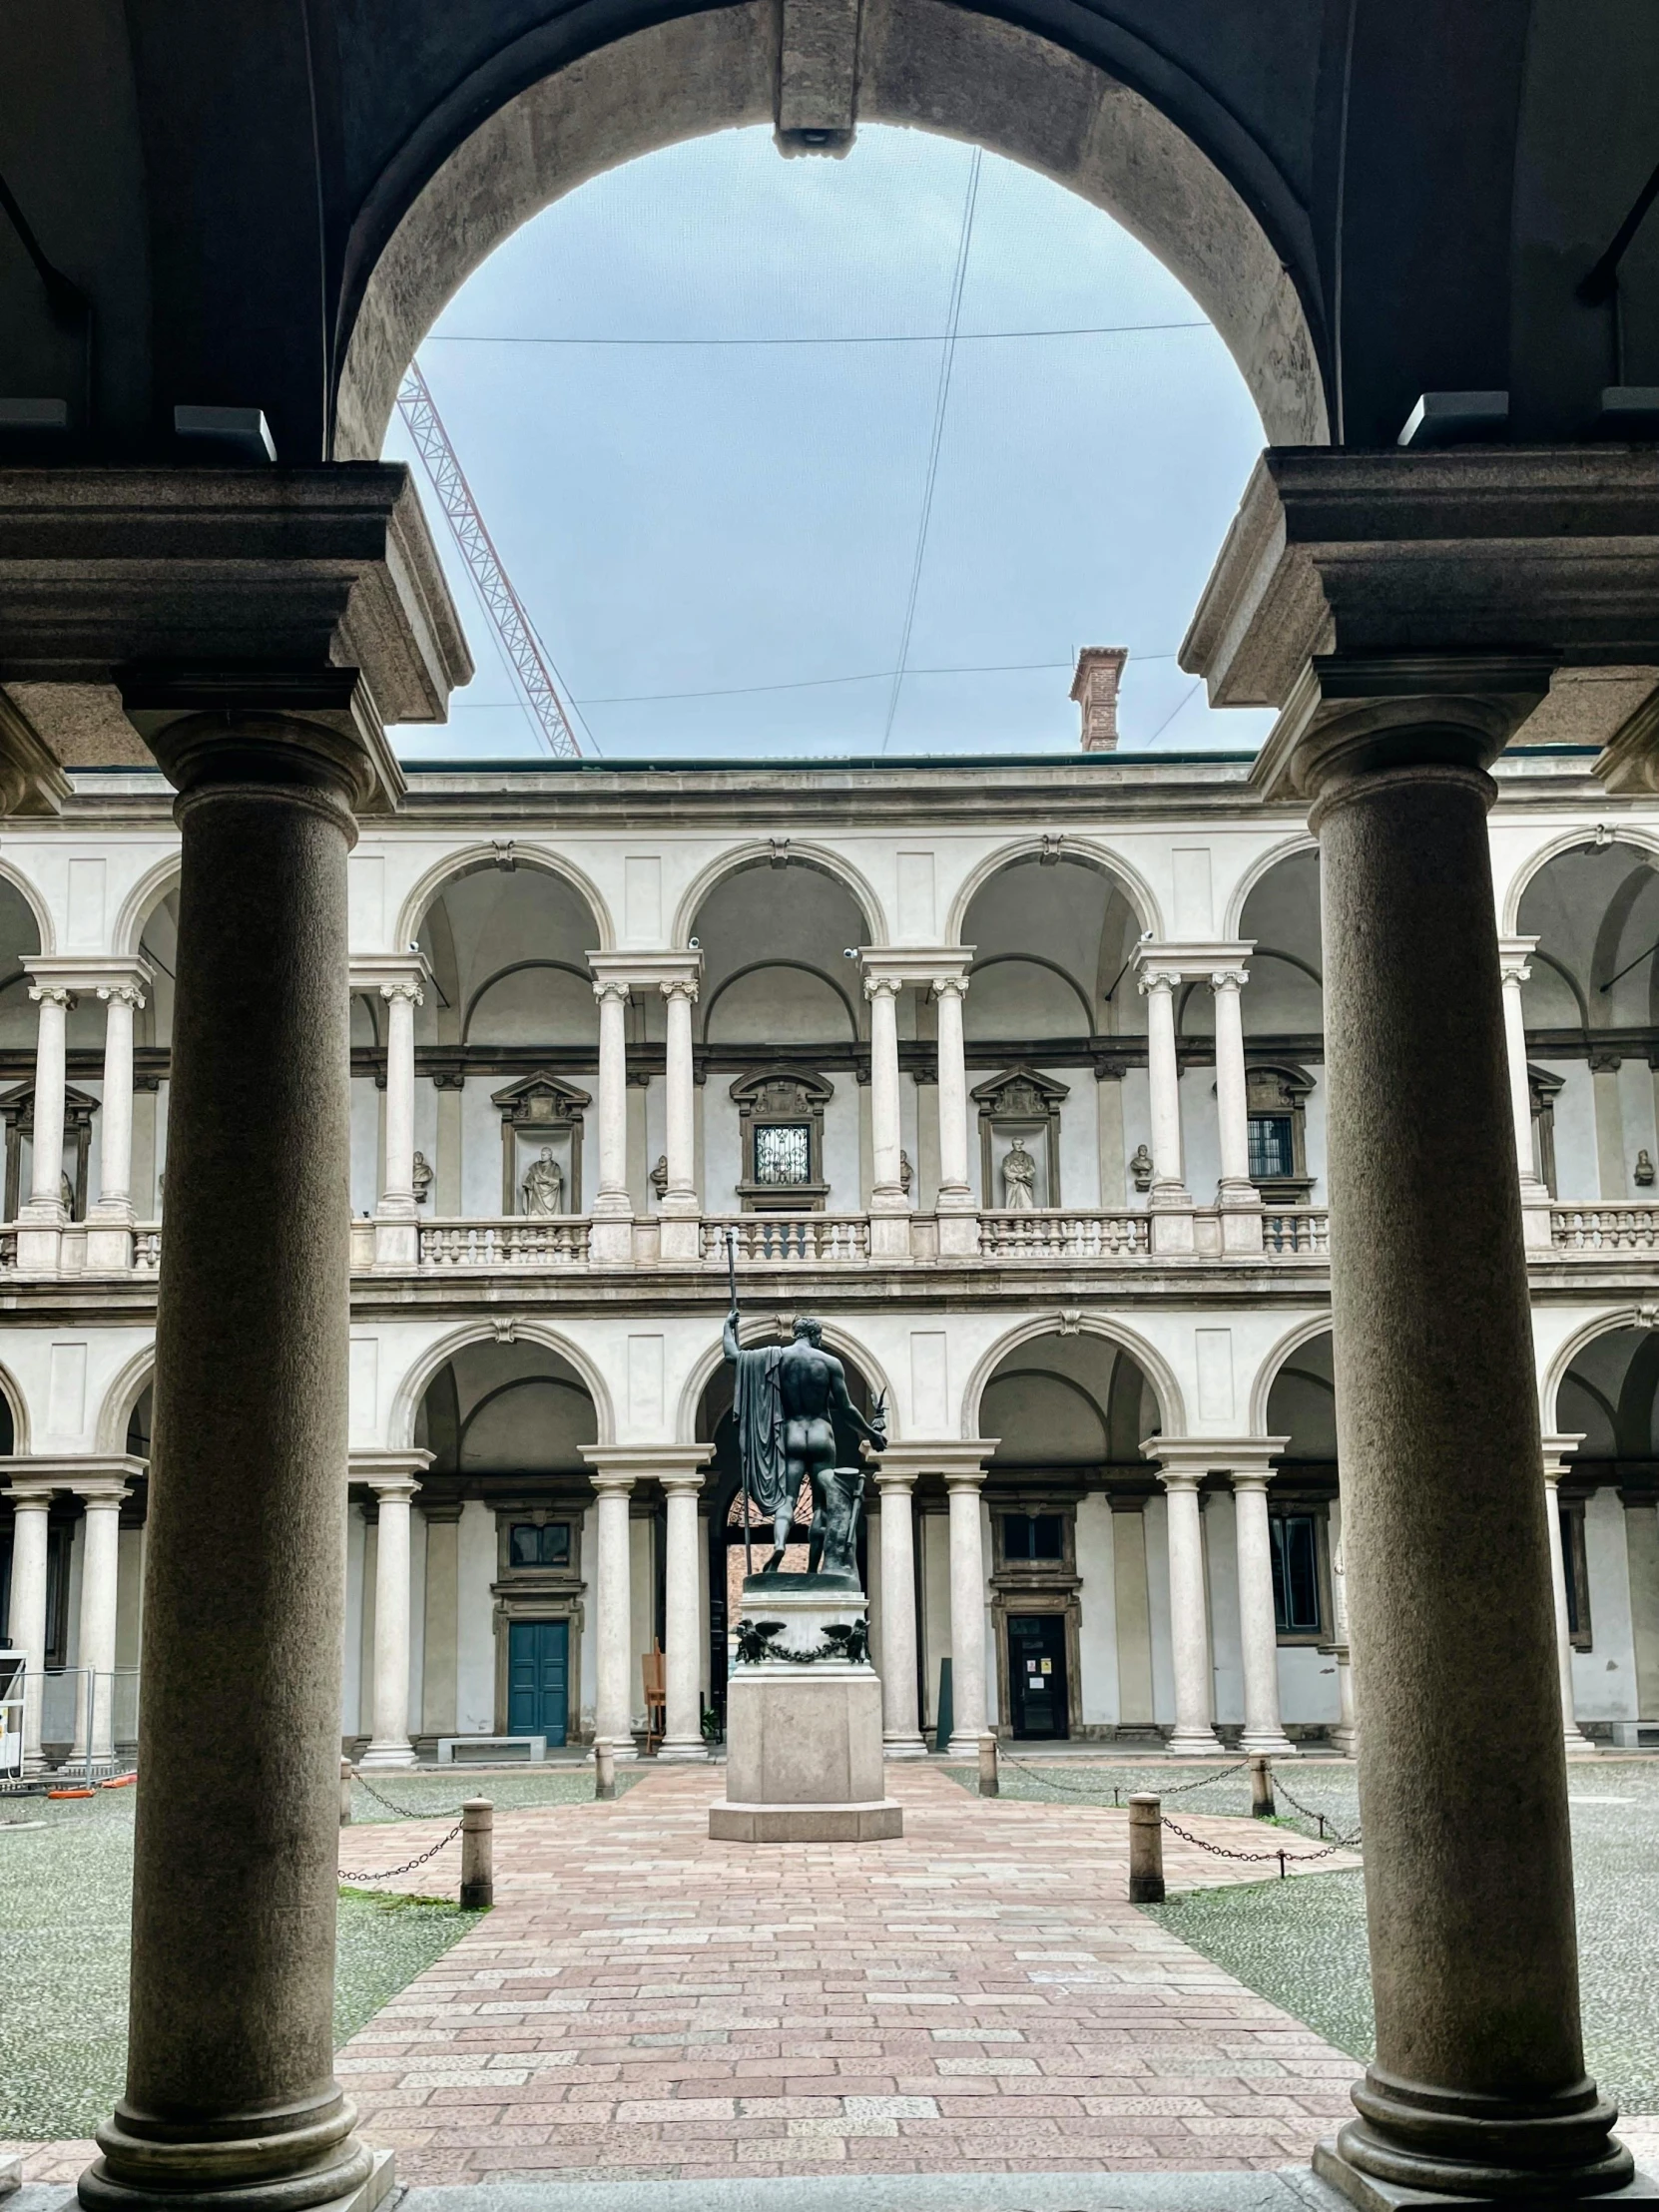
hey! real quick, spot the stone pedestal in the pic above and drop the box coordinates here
[710,1575,901,1843]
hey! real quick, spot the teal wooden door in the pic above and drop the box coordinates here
[507,1620,568,1744]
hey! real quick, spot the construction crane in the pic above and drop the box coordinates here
[395,360,582,758]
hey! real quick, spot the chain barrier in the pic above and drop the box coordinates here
[348,1770,466,1822]
[1159,1811,1357,1877]
[339,1821,464,1885]
[1270,1772,1363,1850]
[996,1752,1249,1805]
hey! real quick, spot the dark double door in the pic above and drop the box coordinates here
[507,1619,569,1744]
[1007,1613,1069,1739]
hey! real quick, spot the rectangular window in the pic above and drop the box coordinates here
[755,1123,811,1185]
[1270,1513,1322,1633]
[1248,1114,1296,1180]
[509,1522,571,1569]
[1003,1513,1064,1561]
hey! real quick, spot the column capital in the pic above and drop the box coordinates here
[1177,447,1659,800]
[26,955,153,1003]
[873,1440,997,1487]
[1135,939,1254,987]
[1209,964,1250,994]
[588,950,701,995]
[1145,1437,1290,1484]
[661,975,699,1005]
[1540,1431,1585,1483]
[349,954,426,998]
[592,975,632,1006]
[1498,934,1540,987]
[859,946,972,993]
[862,970,903,1004]
[349,1448,433,1494]
[581,1444,712,1491]
[26,978,75,1010]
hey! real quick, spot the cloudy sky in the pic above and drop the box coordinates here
[384,124,1277,763]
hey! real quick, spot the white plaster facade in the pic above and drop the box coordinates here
[5,746,1659,1761]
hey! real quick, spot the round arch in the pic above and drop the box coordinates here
[389,1322,617,1450]
[1540,1306,1659,1432]
[112,854,181,959]
[335,0,1328,461]
[1248,1313,1334,1434]
[394,843,616,956]
[675,1319,898,1446]
[1224,834,1321,937]
[673,841,886,951]
[966,952,1095,1032]
[97,1340,157,1454]
[0,856,56,959]
[959,1314,1184,1441]
[701,958,861,1042]
[461,957,600,1042]
[0,1353,30,1455]
[946,836,1163,946]
[1500,827,1659,936]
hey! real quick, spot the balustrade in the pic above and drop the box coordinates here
[419,1217,592,1268]
[1262,1209,1330,1255]
[1549,1204,1659,1251]
[978,1210,1149,1259]
[702,1213,870,1264]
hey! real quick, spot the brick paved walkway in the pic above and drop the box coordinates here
[334,1763,1362,2183]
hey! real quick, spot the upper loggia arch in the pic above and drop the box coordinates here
[946,835,1163,946]
[1499,827,1659,938]
[388,1321,617,1450]
[335,0,1329,463]
[394,843,616,956]
[673,840,886,952]
[959,1312,1185,1441]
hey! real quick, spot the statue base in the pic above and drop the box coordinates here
[709,1574,902,1843]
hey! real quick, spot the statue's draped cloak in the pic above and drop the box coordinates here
[732,1344,793,1517]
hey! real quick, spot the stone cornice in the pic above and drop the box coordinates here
[859,946,974,989]
[24,953,152,998]
[1134,939,1254,983]
[587,951,702,993]
[5,1451,147,1499]
[1144,1436,1291,1479]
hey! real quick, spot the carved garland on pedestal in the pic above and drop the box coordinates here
[735,1618,869,1666]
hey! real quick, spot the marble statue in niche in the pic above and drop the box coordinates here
[521,1147,564,1216]
[1001,1139,1037,1210]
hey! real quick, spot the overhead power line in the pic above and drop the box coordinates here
[395,361,584,759]
[424,319,1209,349]
[573,654,1179,707]
[880,147,983,755]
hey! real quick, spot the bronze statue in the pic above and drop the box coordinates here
[723,1305,885,1579]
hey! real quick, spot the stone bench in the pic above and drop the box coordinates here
[435,1734,547,1765]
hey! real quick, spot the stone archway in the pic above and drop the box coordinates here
[334,0,1329,461]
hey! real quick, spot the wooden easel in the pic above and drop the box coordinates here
[642,1642,666,1754]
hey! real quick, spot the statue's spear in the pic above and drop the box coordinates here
[726,1229,753,1576]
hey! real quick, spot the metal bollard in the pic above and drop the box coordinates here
[1128,1793,1164,1903]
[340,1758,353,1827]
[977,1732,999,1798]
[595,1740,616,1801]
[460,1798,494,1909]
[1249,1754,1276,1820]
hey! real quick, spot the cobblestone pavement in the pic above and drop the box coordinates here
[318,1763,1362,2184]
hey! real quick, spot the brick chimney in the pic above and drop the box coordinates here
[1071,647,1128,751]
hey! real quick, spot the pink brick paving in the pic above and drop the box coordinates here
[8,1764,1363,2187]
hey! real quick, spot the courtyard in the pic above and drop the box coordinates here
[6,1759,1658,2192]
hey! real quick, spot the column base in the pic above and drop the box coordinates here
[80,2110,389,2212]
[1565,1726,1599,1754]
[1329,1725,1361,1757]
[655,1736,709,1763]
[14,1222,63,1273]
[1315,2121,1643,2212]
[357,1740,417,1769]
[1218,1188,1266,1253]
[1166,1727,1226,1756]
[882,1731,929,1760]
[1520,1177,1556,1250]
[1149,1204,1197,1256]
[592,1735,641,1764]
[1242,1730,1299,1756]
[945,1730,987,1758]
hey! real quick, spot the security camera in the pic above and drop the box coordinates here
[689,936,701,951]
[842,947,858,960]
